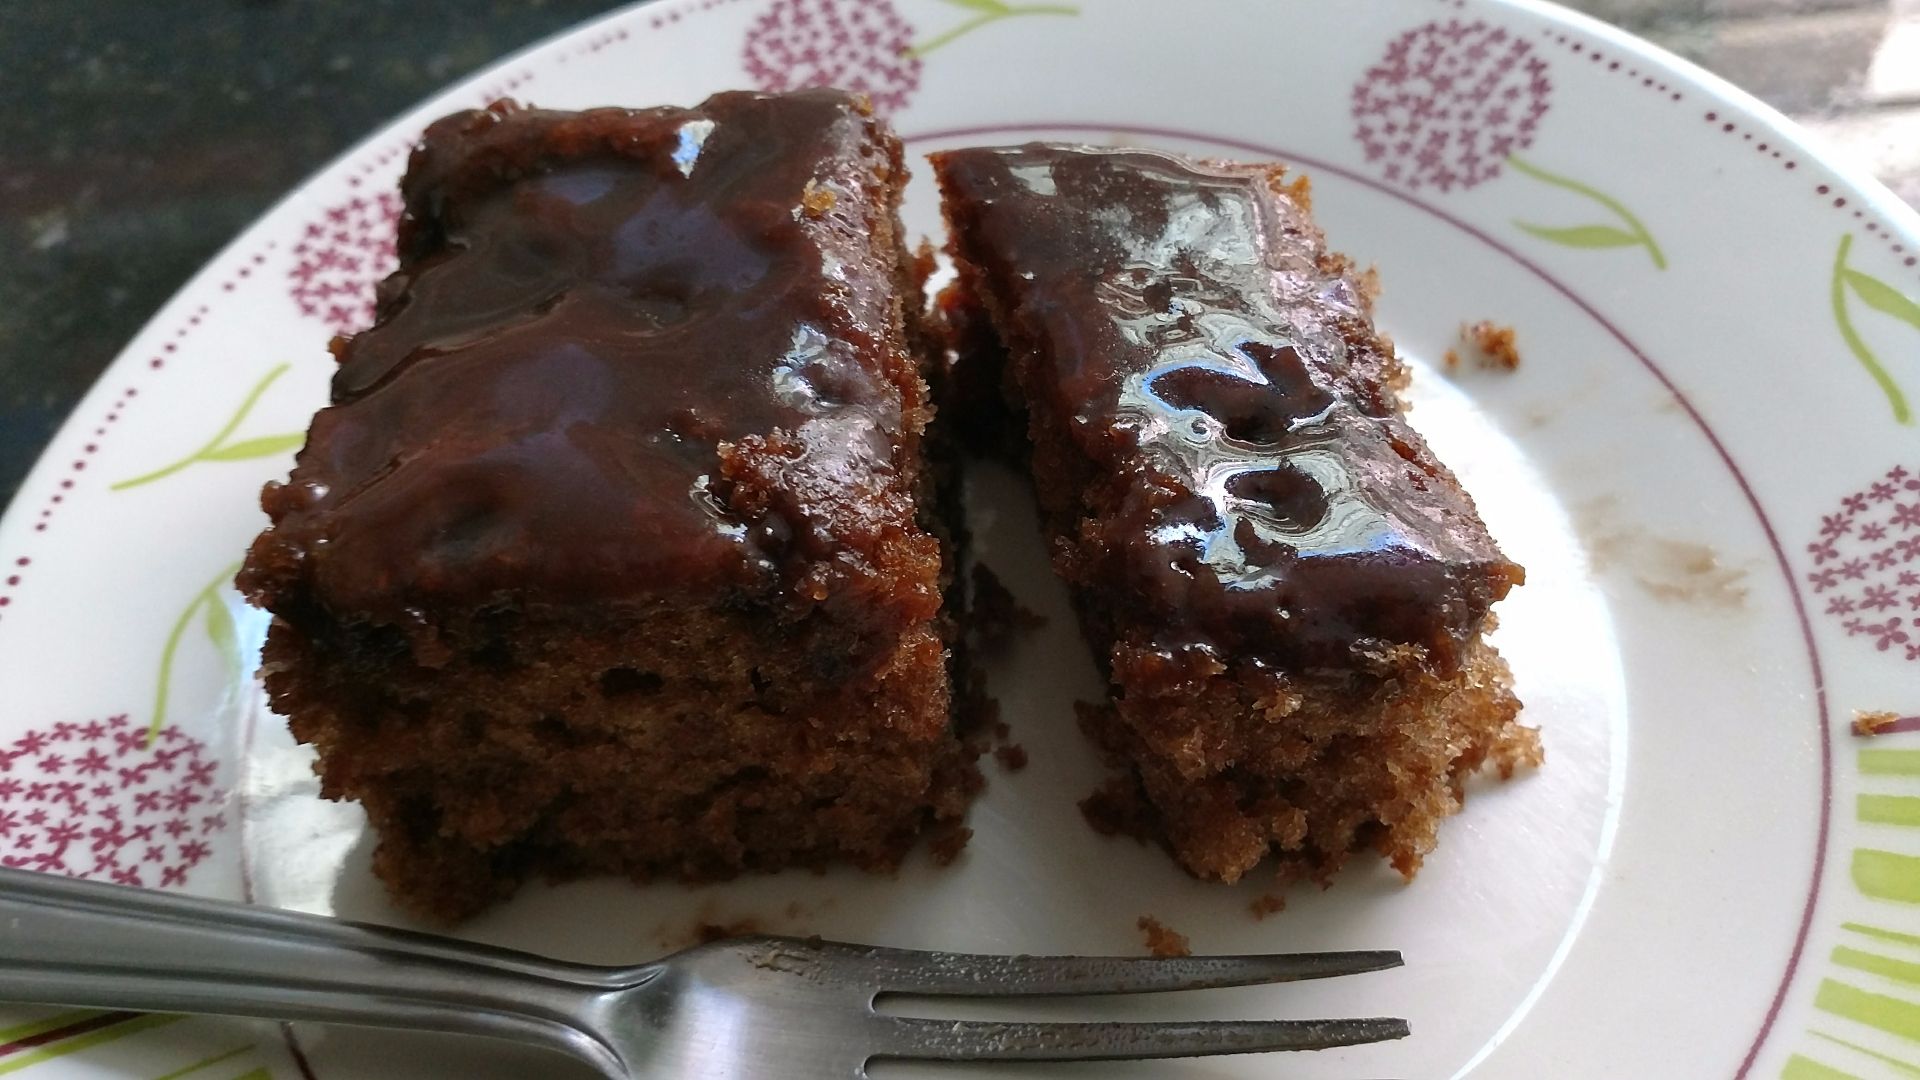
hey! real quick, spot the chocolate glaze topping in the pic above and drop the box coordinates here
[934,144,1521,671]
[244,91,925,623]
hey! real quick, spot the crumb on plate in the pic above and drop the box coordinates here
[696,918,764,944]
[1854,709,1903,737]
[1463,320,1521,371]
[1137,915,1191,957]
[969,564,1047,652]
[1248,893,1287,919]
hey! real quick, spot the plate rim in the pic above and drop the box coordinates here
[0,2,1914,1078]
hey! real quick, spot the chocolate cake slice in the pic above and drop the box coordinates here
[932,143,1537,887]
[240,90,972,921]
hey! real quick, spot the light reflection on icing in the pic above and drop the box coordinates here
[1008,161,1057,196]
[770,324,833,412]
[670,118,715,177]
[1064,151,1409,594]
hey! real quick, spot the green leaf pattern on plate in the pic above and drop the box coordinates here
[198,433,307,462]
[1831,234,1917,425]
[202,589,241,683]
[1846,268,1920,333]
[1512,222,1643,249]
[1506,154,1668,270]
[111,363,305,491]
[907,0,1078,57]
[149,562,245,745]
[1787,743,1920,1077]
[151,1045,262,1080]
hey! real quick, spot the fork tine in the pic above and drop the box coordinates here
[833,943,1402,996]
[870,1015,1410,1062]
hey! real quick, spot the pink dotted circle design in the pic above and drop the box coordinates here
[1,252,271,602]
[0,556,29,623]
[1351,19,1550,193]
[287,191,404,340]
[742,0,923,115]
[474,69,536,102]
[23,384,140,541]
[5,232,274,569]
[1698,109,1802,172]
[560,24,632,58]
[344,141,410,192]
[1534,26,1913,281]
[1696,110,1918,275]
[1806,464,1920,662]
[1540,28,1684,102]
[0,716,225,889]
[652,0,756,30]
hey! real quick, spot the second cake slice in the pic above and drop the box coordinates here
[933,144,1537,887]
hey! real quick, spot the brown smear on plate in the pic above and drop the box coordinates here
[653,896,840,951]
[1579,496,1750,608]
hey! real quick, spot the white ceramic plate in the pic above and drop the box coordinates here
[5,1,1920,1076]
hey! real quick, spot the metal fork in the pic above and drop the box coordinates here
[0,867,1407,1077]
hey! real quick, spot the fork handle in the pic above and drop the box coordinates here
[0,867,642,1075]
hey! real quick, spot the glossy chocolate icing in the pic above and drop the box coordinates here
[934,144,1520,670]
[245,90,921,622]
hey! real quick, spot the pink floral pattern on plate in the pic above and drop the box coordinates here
[1351,19,1549,193]
[0,716,224,888]
[287,191,403,339]
[1807,464,1920,661]
[743,0,922,113]
[1349,19,1665,268]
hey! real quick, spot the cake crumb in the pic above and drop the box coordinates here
[969,564,1047,653]
[1354,264,1381,306]
[1491,723,1546,778]
[952,656,1001,742]
[911,238,937,285]
[1137,915,1191,957]
[1443,347,1462,372]
[1248,893,1287,920]
[1855,710,1904,737]
[800,179,836,217]
[697,918,764,944]
[928,823,974,865]
[1078,704,1165,844]
[1080,779,1142,838]
[958,676,1022,773]
[1463,321,1521,370]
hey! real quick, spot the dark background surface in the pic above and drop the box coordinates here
[2,0,1913,507]
[0,1,613,504]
